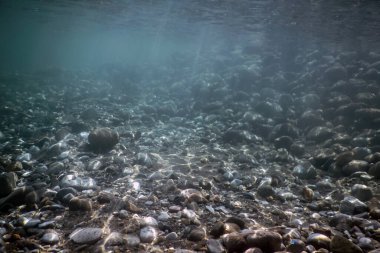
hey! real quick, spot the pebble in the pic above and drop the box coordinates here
[125,234,140,246]
[104,232,125,246]
[340,196,369,215]
[88,127,119,153]
[188,227,206,242]
[59,174,97,190]
[246,230,282,252]
[0,172,18,198]
[139,226,158,243]
[166,232,178,240]
[68,197,92,211]
[207,239,225,253]
[306,233,331,250]
[69,227,102,244]
[351,184,373,201]
[158,211,170,221]
[41,231,59,244]
[222,233,247,253]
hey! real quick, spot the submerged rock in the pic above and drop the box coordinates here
[88,127,119,153]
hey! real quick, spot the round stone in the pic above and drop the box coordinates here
[139,226,157,243]
[41,231,59,244]
[351,184,373,202]
[306,233,331,250]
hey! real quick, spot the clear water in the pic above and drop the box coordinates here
[0,0,380,73]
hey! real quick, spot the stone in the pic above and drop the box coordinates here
[340,196,369,215]
[139,226,157,243]
[257,184,275,198]
[207,239,225,253]
[306,233,331,250]
[225,217,245,229]
[41,231,59,244]
[369,162,380,179]
[246,230,282,252]
[330,235,363,253]
[307,126,334,143]
[125,234,140,247]
[69,227,102,244]
[88,127,119,153]
[69,197,92,212]
[286,238,305,253]
[0,172,18,198]
[166,232,178,240]
[351,184,373,202]
[188,227,206,242]
[222,233,247,253]
[59,174,97,190]
[243,249,263,253]
[335,151,355,167]
[293,162,317,180]
[342,160,369,176]
[104,232,125,246]
[56,187,77,203]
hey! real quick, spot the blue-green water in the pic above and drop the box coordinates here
[1,0,380,73]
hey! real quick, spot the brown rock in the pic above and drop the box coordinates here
[335,151,354,167]
[222,233,247,253]
[246,230,282,252]
[210,221,225,238]
[69,197,92,212]
[88,127,119,153]
[188,227,206,242]
[330,235,363,253]
[307,233,331,250]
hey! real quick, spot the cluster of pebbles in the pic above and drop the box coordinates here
[1,48,380,253]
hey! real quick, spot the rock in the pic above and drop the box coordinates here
[69,197,92,212]
[246,230,282,252]
[166,232,178,240]
[41,231,59,244]
[369,162,380,179]
[293,162,317,180]
[257,184,275,198]
[56,187,77,203]
[342,160,369,176]
[306,233,331,250]
[104,232,125,246]
[207,239,225,253]
[243,248,263,253]
[225,217,245,229]
[69,227,102,244]
[324,65,347,83]
[274,136,294,149]
[222,233,247,253]
[330,234,363,253]
[286,238,305,253]
[139,226,158,243]
[59,174,97,190]
[340,196,369,215]
[351,184,373,201]
[0,172,18,198]
[188,227,206,242]
[307,126,334,143]
[125,234,140,247]
[88,127,119,153]
[335,151,355,167]
[210,221,225,238]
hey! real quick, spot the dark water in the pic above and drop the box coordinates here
[1,0,380,73]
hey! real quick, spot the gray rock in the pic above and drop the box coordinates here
[59,174,97,190]
[351,184,373,202]
[69,227,102,244]
[125,234,140,246]
[105,232,125,246]
[340,196,369,215]
[293,162,317,180]
[41,231,59,244]
[330,234,363,253]
[48,162,65,175]
[166,232,178,240]
[207,239,225,253]
[139,226,157,243]
[257,184,275,198]
[222,233,247,253]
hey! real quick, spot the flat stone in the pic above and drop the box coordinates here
[69,227,102,244]
[60,175,97,190]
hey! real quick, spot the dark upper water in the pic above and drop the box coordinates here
[0,0,380,73]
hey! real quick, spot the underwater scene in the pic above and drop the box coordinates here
[1,0,380,252]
